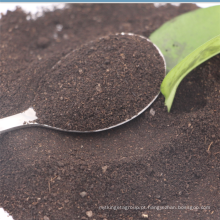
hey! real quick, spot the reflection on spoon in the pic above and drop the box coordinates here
[0,108,37,134]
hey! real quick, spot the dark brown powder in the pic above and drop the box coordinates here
[33,34,164,131]
[1,4,220,220]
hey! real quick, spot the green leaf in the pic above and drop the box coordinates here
[161,35,220,112]
[149,5,220,73]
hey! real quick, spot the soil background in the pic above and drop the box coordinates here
[0,3,220,220]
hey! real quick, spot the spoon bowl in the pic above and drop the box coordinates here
[0,33,165,134]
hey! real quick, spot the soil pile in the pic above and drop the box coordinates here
[33,34,164,131]
[1,3,220,220]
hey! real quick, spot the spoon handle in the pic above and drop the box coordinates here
[0,108,38,134]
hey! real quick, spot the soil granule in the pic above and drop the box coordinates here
[33,34,164,131]
[1,3,220,220]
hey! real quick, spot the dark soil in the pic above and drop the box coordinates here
[33,34,164,131]
[1,3,220,220]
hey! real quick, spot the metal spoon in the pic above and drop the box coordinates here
[0,33,166,134]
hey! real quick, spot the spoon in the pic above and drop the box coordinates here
[0,33,166,134]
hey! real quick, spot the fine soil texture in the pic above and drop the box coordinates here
[1,3,220,220]
[33,34,165,131]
